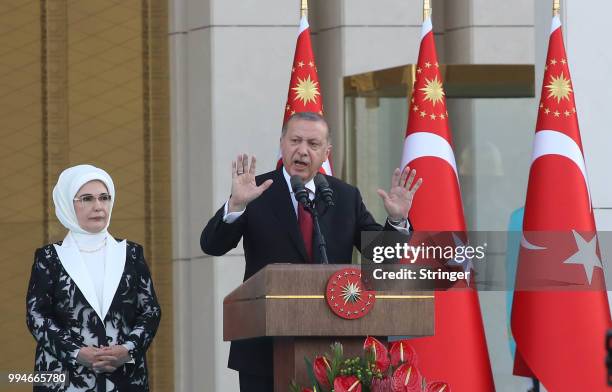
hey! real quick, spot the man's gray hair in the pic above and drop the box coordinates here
[282,112,330,141]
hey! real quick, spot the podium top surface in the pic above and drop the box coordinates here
[223,264,434,340]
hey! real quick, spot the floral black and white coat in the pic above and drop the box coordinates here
[26,235,161,392]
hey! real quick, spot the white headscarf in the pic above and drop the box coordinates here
[52,165,126,324]
[52,164,115,235]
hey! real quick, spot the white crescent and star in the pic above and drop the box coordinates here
[521,231,603,286]
[405,16,599,286]
[520,128,598,284]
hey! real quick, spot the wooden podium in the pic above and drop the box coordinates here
[224,264,434,391]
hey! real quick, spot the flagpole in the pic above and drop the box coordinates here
[301,0,308,18]
[423,0,431,21]
[553,0,560,16]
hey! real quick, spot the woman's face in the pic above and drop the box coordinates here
[73,180,111,233]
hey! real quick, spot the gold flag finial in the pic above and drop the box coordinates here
[301,0,308,18]
[423,0,432,21]
[553,0,560,16]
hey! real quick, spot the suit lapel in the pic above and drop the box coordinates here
[54,234,104,320]
[101,237,126,320]
[267,169,309,262]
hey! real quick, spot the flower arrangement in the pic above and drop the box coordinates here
[289,337,450,392]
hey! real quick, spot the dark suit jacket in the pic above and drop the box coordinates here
[26,237,161,391]
[201,168,397,376]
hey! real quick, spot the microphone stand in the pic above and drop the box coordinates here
[304,200,329,264]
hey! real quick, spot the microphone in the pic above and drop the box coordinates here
[290,175,309,205]
[292,174,330,264]
[314,173,334,206]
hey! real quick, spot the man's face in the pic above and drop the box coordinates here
[280,118,331,182]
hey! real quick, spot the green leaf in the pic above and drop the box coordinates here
[328,342,344,386]
[289,380,302,392]
[305,357,323,392]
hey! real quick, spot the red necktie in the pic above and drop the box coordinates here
[297,203,313,262]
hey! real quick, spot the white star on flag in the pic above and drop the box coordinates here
[562,230,603,285]
[445,232,475,286]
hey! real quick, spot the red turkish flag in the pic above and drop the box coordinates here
[510,16,611,390]
[400,17,495,391]
[279,15,332,175]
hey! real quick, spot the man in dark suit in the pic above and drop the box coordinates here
[200,112,422,391]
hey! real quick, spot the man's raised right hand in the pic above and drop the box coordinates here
[228,153,273,213]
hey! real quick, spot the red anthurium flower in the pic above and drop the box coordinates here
[425,381,450,392]
[334,375,362,392]
[389,340,418,367]
[363,337,390,373]
[313,356,331,389]
[391,363,422,392]
[370,376,393,392]
[301,389,314,392]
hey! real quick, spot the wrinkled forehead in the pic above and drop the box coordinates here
[284,118,329,141]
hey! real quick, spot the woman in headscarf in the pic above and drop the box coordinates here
[26,164,161,391]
